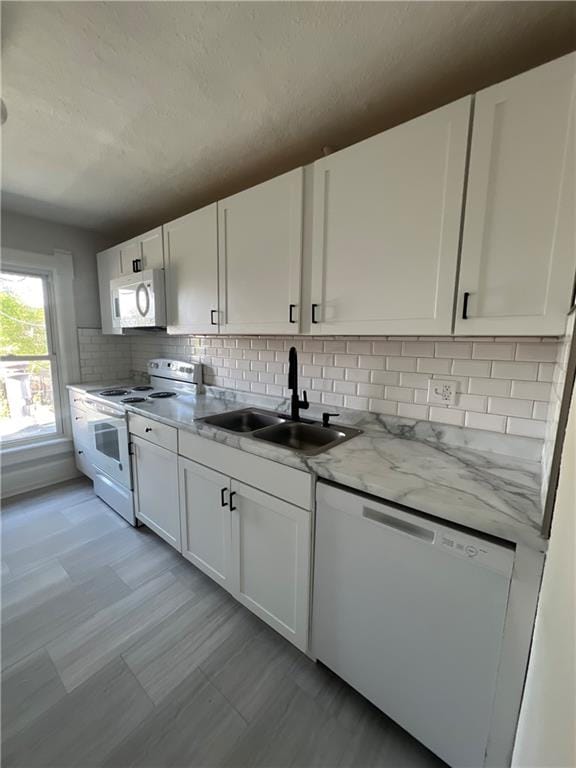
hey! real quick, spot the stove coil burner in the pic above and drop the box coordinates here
[132,385,154,392]
[99,389,131,397]
[148,391,177,399]
[121,396,147,404]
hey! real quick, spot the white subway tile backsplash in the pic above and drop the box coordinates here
[468,377,512,397]
[105,330,560,439]
[429,407,465,426]
[472,342,515,360]
[371,370,401,386]
[357,383,385,399]
[373,341,402,356]
[465,412,507,433]
[387,356,417,372]
[346,341,372,354]
[402,341,434,357]
[399,372,430,389]
[532,401,549,421]
[369,399,398,416]
[488,397,533,418]
[385,386,414,403]
[435,342,472,358]
[452,360,492,377]
[506,417,546,439]
[398,403,430,420]
[456,394,487,413]
[510,380,553,400]
[345,368,371,383]
[492,361,538,381]
[515,343,557,362]
[417,358,452,374]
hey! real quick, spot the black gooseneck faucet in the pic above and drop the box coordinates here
[288,346,309,421]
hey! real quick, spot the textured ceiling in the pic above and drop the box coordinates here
[2,1,575,241]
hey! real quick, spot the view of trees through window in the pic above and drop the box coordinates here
[0,271,58,443]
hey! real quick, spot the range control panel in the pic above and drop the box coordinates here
[147,358,203,385]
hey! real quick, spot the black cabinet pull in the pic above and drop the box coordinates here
[210,309,218,326]
[229,491,237,511]
[132,259,137,272]
[220,487,228,507]
[145,427,152,433]
[312,303,319,324]
[134,258,142,273]
[289,304,296,324]
[462,292,470,320]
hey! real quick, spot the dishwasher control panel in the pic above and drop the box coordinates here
[437,531,513,575]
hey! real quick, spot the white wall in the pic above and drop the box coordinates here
[512,374,576,768]
[1,208,106,327]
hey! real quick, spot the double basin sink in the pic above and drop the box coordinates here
[198,408,362,456]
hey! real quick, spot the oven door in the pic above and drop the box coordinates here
[84,401,131,489]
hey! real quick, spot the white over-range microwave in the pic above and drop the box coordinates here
[110,269,166,329]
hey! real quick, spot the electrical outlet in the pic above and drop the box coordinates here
[427,379,457,406]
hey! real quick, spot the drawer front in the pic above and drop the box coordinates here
[69,390,87,411]
[178,430,312,510]
[129,413,177,452]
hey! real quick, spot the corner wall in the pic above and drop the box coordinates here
[512,373,576,768]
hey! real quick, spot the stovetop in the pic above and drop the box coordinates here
[93,384,184,406]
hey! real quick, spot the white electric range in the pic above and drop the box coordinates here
[71,359,202,525]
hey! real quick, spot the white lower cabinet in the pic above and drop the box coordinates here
[229,480,310,651]
[70,408,94,478]
[179,457,233,591]
[131,434,180,550]
[177,451,311,651]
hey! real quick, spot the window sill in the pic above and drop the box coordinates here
[1,436,74,467]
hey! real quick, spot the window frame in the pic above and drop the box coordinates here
[1,267,64,445]
[1,248,80,457]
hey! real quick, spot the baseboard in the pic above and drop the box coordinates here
[1,451,81,499]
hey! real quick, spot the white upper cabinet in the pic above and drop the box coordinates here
[96,246,122,335]
[218,168,304,334]
[309,98,471,335]
[456,53,576,335]
[164,205,219,334]
[119,227,164,274]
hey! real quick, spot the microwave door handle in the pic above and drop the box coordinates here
[136,283,150,318]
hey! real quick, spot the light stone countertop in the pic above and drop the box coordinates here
[69,383,546,551]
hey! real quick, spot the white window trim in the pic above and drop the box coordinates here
[1,248,80,458]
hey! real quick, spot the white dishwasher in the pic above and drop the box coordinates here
[312,483,514,768]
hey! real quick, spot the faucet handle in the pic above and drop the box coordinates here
[322,412,340,427]
[301,390,309,409]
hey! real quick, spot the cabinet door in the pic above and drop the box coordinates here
[164,205,219,334]
[139,227,164,270]
[178,457,232,590]
[229,480,310,650]
[456,53,576,335]
[310,98,470,336]
[118,227,164,274]
[132,435,180,550]
[96,247,122,335]
[70,405,94,478]
[119,240,140,276]
[218,168,303,334]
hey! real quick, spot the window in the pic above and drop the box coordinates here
[0,269,63,444]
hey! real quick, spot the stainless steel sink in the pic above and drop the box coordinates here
[199,408,288,433]
[198,407,362,455]
[253,421,362,455]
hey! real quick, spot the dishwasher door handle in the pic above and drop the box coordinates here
[362,507,435,542]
